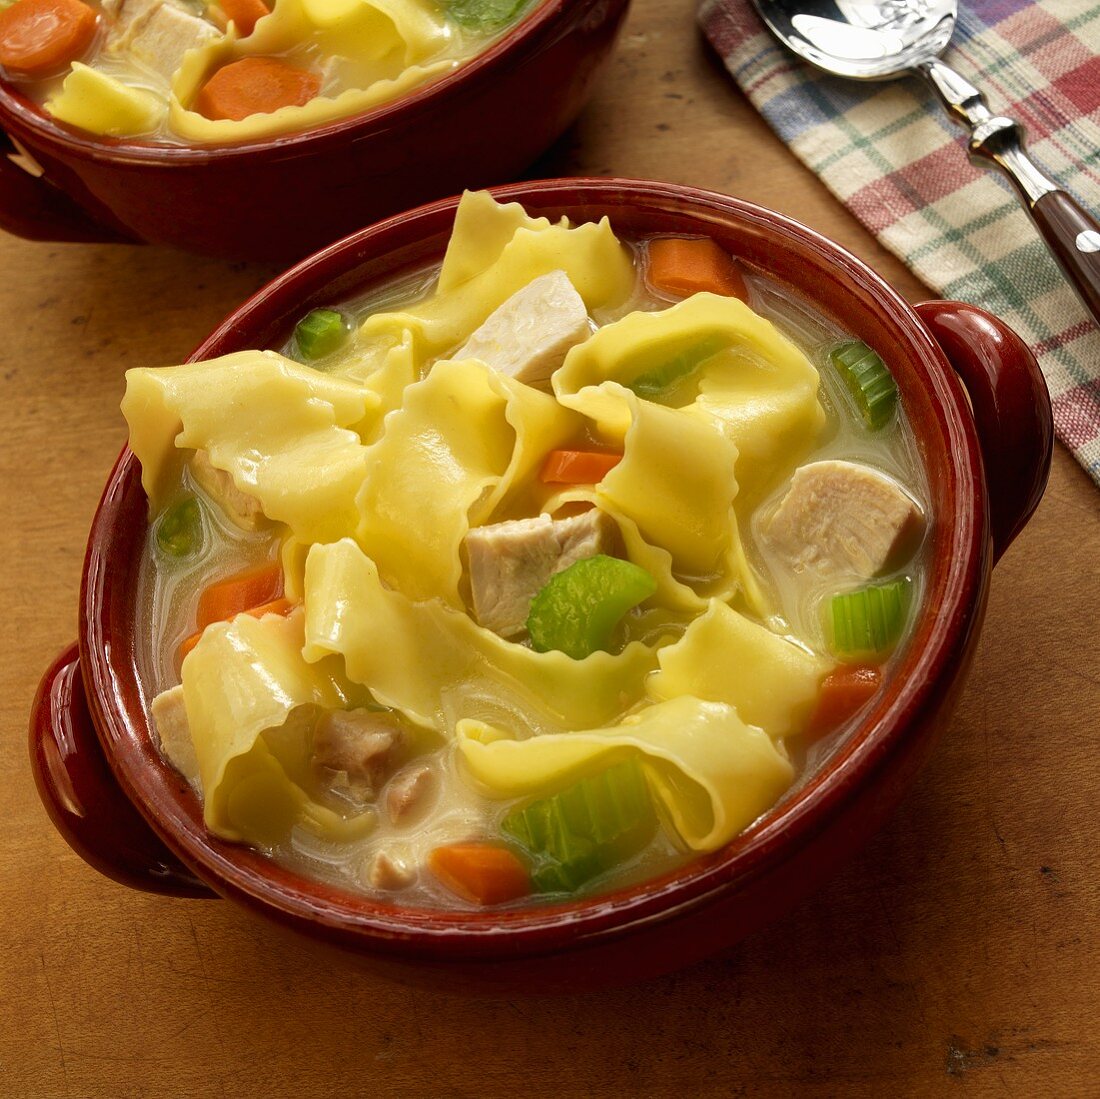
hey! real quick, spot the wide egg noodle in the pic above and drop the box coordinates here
[356,358,508,606]
[169,0,454,142]
[302,539,661,735]
[355,358,580,607]
[436,190,553,292]
[180,608,374,845]
[456,696,794,852]
[553,292,825,502]
[358,192,636,362]
[340,329,419,426]
[122,350,378,542]
[550,384,764,611]
[648,600,833,739]
[45,63,166,137]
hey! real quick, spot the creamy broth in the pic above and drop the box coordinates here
[129,197,928,909]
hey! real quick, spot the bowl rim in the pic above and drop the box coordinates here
[0,0,579,164]
[80,177,990,959]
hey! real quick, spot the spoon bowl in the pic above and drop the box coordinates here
[758,0,956,80]
[751,0,1100,326]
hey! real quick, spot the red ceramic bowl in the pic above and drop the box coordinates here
[0,0,629,261]
[30,179,1053,990]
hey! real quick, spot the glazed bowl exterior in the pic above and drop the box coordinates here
[30,179,1053,989]
[0,0,629,261]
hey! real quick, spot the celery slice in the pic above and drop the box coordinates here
[294,308,348,361]
[445,0,529,31]
[526,554,657,659]
[155,495,204,558]
[830,340,897,430]
[502,759,657,893]
[827,577,912,658]
[627,335,727,401]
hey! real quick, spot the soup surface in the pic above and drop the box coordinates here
[0,0,533,144]
[124,191,928,908]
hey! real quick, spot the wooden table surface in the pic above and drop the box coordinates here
[3,1,1099,1095]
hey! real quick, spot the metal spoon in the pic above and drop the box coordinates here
[751,0,1100,327]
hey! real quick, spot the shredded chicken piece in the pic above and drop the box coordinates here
[150,686,201,791]
[190,449,266,531]
[465,508,618,637]
[312,709,404,802]
[765,459,924,580]
[453,270,590,390]
[119,2,220,81]
[366,850,416,891]
[386,764,436,826]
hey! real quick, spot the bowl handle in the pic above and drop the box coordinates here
[1,131,134,244]
[916,300,1054,563]
[29,644,217,898]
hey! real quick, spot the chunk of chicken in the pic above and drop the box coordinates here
[190,449,266,531]
[465,508,618,637]
[103,0,161,30]
[366,850,416,891]
[765,460,924,580]
[124,2,220,81]
[151,685,201,790]
[312,709,404,802]
[453,270,590,390]
[386,763,436,826]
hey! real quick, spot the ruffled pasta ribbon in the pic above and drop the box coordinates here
[457,699,793,853]
[356,190,637,366]
[122,350,377,543]
[302,539,661,736]
[180,609,375,844]
[554,291,825,504]
[455,599,829,851]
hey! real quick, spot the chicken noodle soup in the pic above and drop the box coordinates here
[124,191,928,907]
[0,0,535,143]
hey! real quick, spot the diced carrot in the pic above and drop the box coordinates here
[646,237,747,301]
[805,664,882,741]
[194,57,320,122]
[428,843,530,906]
[179,596,296,661]
[218,0,269,37]
[0,0,98,77]
[540,448,623,484]
[196,560,283,630]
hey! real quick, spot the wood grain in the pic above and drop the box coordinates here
[3,1,1098,1095]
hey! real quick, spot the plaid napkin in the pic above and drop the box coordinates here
[699,0,1100,487]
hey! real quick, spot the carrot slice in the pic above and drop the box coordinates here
[805,664,882,741]
[0,0,98,77]
[428,843,530,906]
[646,237,747,301]
[196,560,283,630]
[218,0,269,36]
[194,57,320,122]
[540,448,623,484]
[179,596,296,662]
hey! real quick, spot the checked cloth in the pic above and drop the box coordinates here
[699,0,1100,487]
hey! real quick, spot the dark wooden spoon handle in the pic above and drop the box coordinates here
[1031,189,1100,324]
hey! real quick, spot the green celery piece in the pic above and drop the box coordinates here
[526,554,657,659]
[827,577,912,658]
[627,334,727,401]
[445,0,529,31]
[830,340,898,430]
[502,759,657,893]
[294,308,348,361]
[155,495,204,558]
